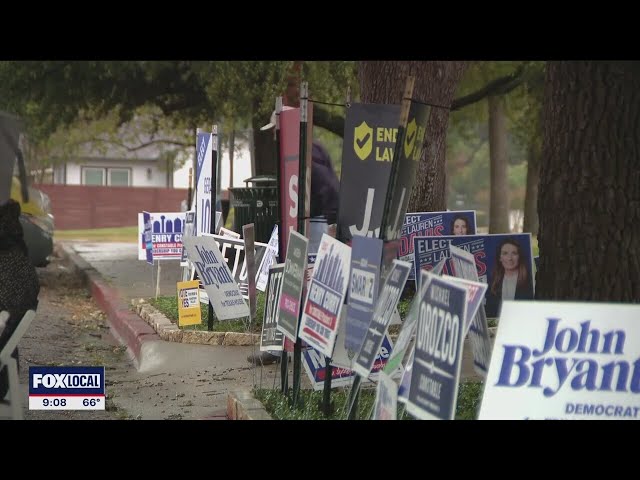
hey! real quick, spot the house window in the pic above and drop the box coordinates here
[108,168,130,186]
[83,167,105,186]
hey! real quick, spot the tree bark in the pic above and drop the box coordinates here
[537,61,640,301]
[358,61,467,212]
[488,95,510,233]
[522,142,540,235]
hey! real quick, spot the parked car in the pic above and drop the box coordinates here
[1,112,54,267]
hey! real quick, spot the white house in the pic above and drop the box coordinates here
[51,131,253,192]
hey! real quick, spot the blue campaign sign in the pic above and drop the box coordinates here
[352,260,411,378]
[399,211,476,280]
[143,211,153,265]
[406,273,468,420]
[413,233,534,318]
[196,132,211,185]
[344,235,383,352]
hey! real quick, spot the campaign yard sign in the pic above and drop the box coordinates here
[260,264,285,352]
[406,272,468,420]
[373,371,398,420]
[182,236,249,320]
[180,211,196,266]
[198,234,267,300]
[195,130,213,236]
[448,245,492,377]
[381,99,430,242]
[353,260,411,378]
[337,103,400,243]
[299,235,351,358]
[400,210,477,280]
[276,230,309,343]
[345,235,384,353]
[138,212,186,261]
[479,301,640,420]
[142,211,153,265]
[256,225,279,292]
[413,233,535,318]
[176,280,201,327]
[302,329,398,390]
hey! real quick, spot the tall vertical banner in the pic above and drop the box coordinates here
[279,108,300,255]
[299,234,351,358]
[196,131,213,237]
[479,301,640,420]
[382,100,431,242]
[406,272,468,420]
[337,103,401,243]
[260,264,285,352]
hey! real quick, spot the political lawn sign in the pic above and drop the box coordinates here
[337,103,400,243]
[275,230,309,343]
[406,272,468,420]
[138,212,186,261]
[479,301,640,420]
[353,260,411,378]
[256,225,279,292]
[413,233,535,318]
[260,264,285,352]
[345,235,384,353]
[447,245,492,377]
[400,210,477,280]
[176,280,202,327]
[195,130,213,237]
[299,235,351,357]
[182,236,249,320]
[381,100,430,243]
[373,371,398,420]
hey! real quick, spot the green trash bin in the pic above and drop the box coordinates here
[229,175,278,244]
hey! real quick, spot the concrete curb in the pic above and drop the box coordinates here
[227,390,272,420]
[56,243,160,363]
[133,299,260,346]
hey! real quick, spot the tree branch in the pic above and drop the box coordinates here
[451,65,527,111]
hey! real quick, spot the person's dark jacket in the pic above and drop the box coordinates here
[310,142,339,225]
[0,200,39,398]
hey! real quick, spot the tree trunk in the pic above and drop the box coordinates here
[358,61,467,212]
[522,142,540,235]
[228,128,235,187]
[488,95,510,233]
[537,61,640,301]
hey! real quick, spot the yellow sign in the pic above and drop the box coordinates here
[403,118,418,159]
[354,121,373,161]
[177,280,202,327]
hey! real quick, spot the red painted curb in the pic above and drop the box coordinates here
[88,273,160,360]
[57,243,160,362]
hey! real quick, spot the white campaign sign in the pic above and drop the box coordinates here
[182,236,249,320]
[479,301,640,420]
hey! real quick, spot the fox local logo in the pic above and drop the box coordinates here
[33,373,101,389]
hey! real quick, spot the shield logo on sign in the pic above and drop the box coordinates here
[403,118,417,159]
[354,121,373,161]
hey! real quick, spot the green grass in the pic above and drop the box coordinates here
[254,380,485,420]
[55,226,139,243]
[149,292,266,332]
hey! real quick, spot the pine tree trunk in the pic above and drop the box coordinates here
[358,61,467,211]
[488,95,510,233]
[537,61,640,301]
[522,142,540,235]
